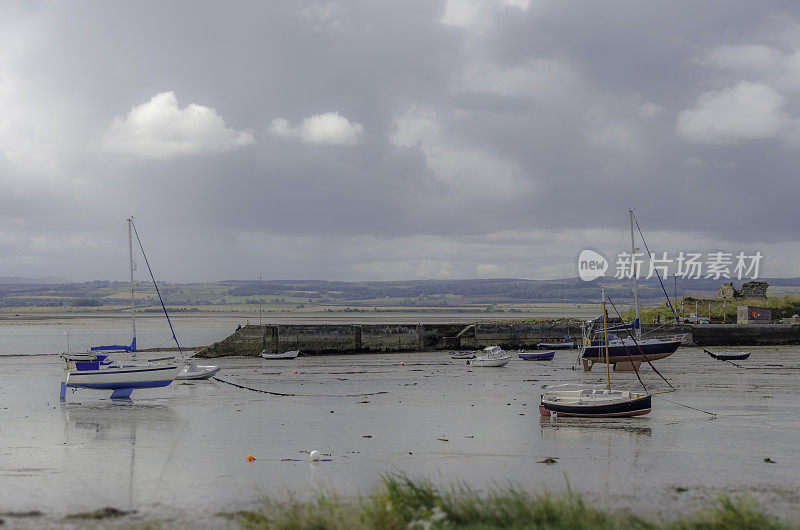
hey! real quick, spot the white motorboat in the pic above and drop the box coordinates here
[466,346,511,367]
[176,360,221,380]
[261,349,300,359]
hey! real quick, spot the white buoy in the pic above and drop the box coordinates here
[309,450,320,461]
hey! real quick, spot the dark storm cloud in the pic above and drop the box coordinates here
[1,1,799,281]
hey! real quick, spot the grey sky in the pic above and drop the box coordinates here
[1,1,800,282]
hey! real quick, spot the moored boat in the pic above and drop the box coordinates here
[704,349,750,361]
[449,350,476,359]
[261,349,300,360]
[518,350,555,361]
[541,285,663,419]
[176,360,221,380]
[61,218,184,400]
[540,384,651,417]
[466,346,511,367]
[580,210,684,371]
[536,339,573,350]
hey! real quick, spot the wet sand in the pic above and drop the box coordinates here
[1,346,798,527]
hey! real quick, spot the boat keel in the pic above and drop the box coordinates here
[614,360,642,372]
[110,388,134,399]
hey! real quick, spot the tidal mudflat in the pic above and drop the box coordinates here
[1,347,798,527]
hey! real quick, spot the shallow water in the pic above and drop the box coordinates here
[1,345,799,527]
[0,311,570,356]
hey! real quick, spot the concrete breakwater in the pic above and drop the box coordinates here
[195,321,800,357]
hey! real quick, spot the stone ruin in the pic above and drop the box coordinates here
[716,280,768,299]
[740,281,768,298]
[717,282,736,299]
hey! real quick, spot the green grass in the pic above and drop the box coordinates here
[236,474,793,530]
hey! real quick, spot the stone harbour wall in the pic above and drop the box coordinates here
[195,321,800,357]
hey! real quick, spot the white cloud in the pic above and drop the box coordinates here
[699,44,800,91]
[102,91,255,159]
[638,102,665,118]
[676,81,788,144]
[297,2,353,31]
[461,59,580,104]
[441,0,530,28]
[390,105,525,196]
[268,111,364,146]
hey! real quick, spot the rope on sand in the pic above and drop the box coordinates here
[212,376,388,398]
[653,394,717,417]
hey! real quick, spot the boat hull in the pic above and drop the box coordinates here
[466,357,511,367]
[711,352,750,361]
[518,351,555,361]
[261,350,300,359]
[537,342,573,350]
[66,364,180,390]
[540,394,651,418]
[581,339,680,364]
[175,365,220,380]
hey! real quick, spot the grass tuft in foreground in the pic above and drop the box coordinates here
[237,474,793,530]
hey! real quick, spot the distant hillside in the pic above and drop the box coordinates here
[0,276,795,310]
[223,277,799,305]
[0,276,68,285]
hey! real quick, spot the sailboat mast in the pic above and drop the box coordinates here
[602,286,610,390]
[128,217,137,359]
[629,209,641,339]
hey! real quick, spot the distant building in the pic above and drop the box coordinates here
[737,306,771,324]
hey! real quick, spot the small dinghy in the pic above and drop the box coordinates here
[536,338,574,350]
[176,360,220,380]
[540,384,651,418]
[518,350,555,361]
[449,350,476,359]
[261,349,300,360]
[704,349,750,361]
[466,346,511,367]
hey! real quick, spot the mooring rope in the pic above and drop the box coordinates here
[212,376,389,398]
[653,394,717,417]
[606,296,675,390]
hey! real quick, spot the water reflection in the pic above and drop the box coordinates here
[539,416,653,437]
[63,402,179,437]
[60,402,180,511]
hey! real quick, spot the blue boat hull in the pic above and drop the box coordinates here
[581,340,680,362]
[519,351,555,361]
[67,380,174,390]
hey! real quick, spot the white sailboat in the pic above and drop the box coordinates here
[60,218,186,400]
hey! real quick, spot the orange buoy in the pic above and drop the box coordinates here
[400,362,405,366]
[293,370,297,374]
[247,455,254,462]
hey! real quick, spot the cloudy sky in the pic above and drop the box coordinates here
[2,1,800,282]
